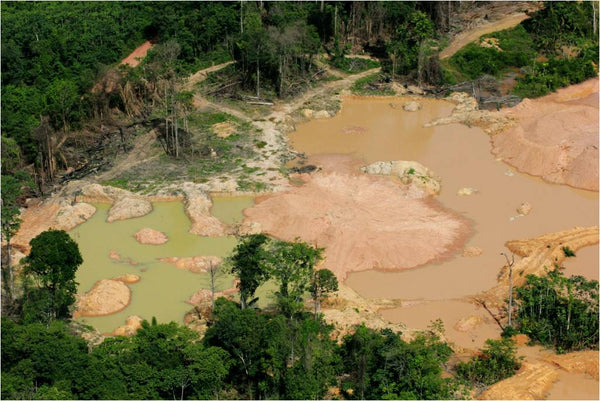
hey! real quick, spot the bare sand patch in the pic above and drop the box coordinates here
[478,362,559,400]
[158,255,222,274]
[492,78,599,191]
[120,41,153,68]
[11,200,96,254]
[134,227,168,245]
[243,160,470,280]
[75,278,133,317]
[480,226,599,307]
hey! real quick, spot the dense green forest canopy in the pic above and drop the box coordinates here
[1,3,599,397]
[3,1,597,195]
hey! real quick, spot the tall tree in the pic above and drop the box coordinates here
[266,240,323,316]
[1,174,25,302]
[310,268,338,317]
[21,229,82,323]
[228,234,270,309]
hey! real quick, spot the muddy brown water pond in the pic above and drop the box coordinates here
[290,96,597,336]
[72,198,254,333]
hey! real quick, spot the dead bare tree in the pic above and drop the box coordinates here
[208,260,221,311]
[501,252,516,327]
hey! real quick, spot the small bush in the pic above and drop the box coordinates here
[329,56,380,74]
[455,338,521,386]
[351,74,394,96]
[514,57,597,98]
[562,246,576,257]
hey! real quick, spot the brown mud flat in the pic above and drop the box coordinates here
[244,159,471,281]
[492,78,599,191]
[289,96,597,303]
[380,300,501,350]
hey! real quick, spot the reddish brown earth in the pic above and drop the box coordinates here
[243,156,471,280]
[120,40,153,67]
[134,227,168,245]
[492,78,599,191]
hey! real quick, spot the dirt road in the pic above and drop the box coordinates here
[440,13,531,59]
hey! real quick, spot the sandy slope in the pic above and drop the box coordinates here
[492,78,599,191]
[120,40,153,67]
[243,156,470,280]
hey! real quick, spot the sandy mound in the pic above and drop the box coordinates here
[321,284,404,340]
[541,351,599,380]
[243,169,470,280]
[75,279,133,317]
[113,274,141,284]
[181,182,228,236]
[480,226,599,307]
[110,315,144,337]
[75,183,153,222]
[361,160,441,196]
[492,78,599,191]
[478,362,559,400]
[107,196,153,222]
[186,285,238,306]
[158,255,222,274]
[134,228,168,245]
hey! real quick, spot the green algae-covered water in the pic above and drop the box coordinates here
[71,198,254,333]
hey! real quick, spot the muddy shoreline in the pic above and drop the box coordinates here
[10,74,598,399]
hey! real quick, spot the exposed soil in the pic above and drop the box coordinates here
[75,277,136,317]
[479,226,599,308]
[492,78,599,191]
[441,13,531,59]
[120,41,153,68]
[158,255,222,274]
[244,156,470,280]
[134,227,168,245]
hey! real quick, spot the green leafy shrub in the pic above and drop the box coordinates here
[455,338,521,386]
[514,268,599,352]
[449,26,535,80]
[351,74,394,96]
[513,57,597,98]
[562,246,576,257]
[329,57,380,74]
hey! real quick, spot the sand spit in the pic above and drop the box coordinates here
[180,182,228,236]
[243,166,470,280]
[492,78,599,191]
[478,362,560,400]
[134,227,168,245]
[480,226,599,307]
[158,255,222,274]
[110,315,144,337]
[75,275,139,317]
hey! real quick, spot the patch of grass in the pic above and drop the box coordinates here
[449,25,536,80]
[329,56,380,74]
[254,140,268,149]
[236,178,267,192]
[102,178,130,190]
[513,56,597,98]
[351,74,394,96]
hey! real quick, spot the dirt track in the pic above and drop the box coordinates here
[440,13,531,59]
